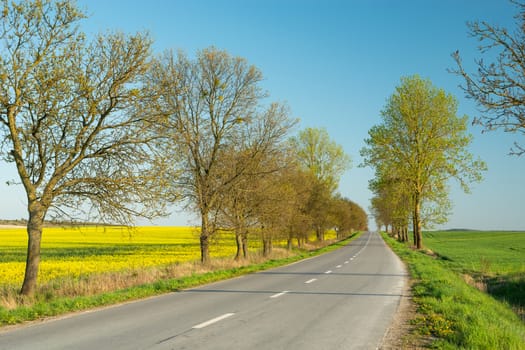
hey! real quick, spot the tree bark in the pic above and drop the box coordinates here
[263,237,272,257]
[241,231,248,259]
[200,214,211,264]
[20,202,46,296]
[316,226,324,241]
[234,232,242,261]
[413,193,422,249]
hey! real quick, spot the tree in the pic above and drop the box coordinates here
[369,171,410,241]
[452,1,525,155]
[0,0,169,295]
[291,127,351,241]
[215,120,295,260]
[291,127,351,192]
[149,48,295,264]
[331,197,367,239]
[248,152,315,255]
[361,75,486,249]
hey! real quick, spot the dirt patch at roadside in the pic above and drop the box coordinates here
[379,278,431,349]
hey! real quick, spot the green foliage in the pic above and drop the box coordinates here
[362,76,486,248]
[289,127,353,241]
[290,127,351,192]
[383,232,525,349]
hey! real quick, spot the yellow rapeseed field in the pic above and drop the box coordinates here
[0,226,239,286]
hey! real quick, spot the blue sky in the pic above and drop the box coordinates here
[1,0,524,230]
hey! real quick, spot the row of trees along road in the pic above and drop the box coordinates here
[0,0,366,296]
[360,76,487,249]
[363,0,525,249]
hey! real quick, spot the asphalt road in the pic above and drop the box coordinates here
[0,231,407,350]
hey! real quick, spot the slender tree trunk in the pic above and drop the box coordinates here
[263,237,272,257]
[234,232,242,261]
[316,226,324,241]
[242,231,248,259]
[200,213,211,264]
[413,193,422,249]
[261,228,272,257]
[20,202,46,296]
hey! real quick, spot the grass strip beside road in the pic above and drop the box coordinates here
[0,233,360,327]
[382,233,525,349]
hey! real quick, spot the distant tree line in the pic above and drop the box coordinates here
[0,0,366,295]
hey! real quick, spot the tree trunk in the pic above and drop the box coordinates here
[263,237,272,257]
[234,232,242,261]
[261,227,273,257]
[413,193,422,249]
[20,203,46,296]
[316,226,324,241]
[200,214,211,264]
[242,231,248,259]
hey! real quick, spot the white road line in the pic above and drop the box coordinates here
[336,265,342,268]
[305,278,317,284]
[325,270,333,274]
[344,261,349,264]
[270,291,289,298]
[350,257,355,260]
[192,313,235,329]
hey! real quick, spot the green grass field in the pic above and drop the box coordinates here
[383,231,525,349]
[424,231,525,321]
[424,231,525,275]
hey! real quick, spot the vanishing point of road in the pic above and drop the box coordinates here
[0,231,407,350]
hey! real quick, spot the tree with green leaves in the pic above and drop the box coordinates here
[369,171,411,242]
[215,125,295,260]
[291,127,351,241]
[291,127,351,192]
[0,0,170,295]
[330,196,367,239]
[148,48,295,264]
[452,1,525,155]
[361,75,486,249]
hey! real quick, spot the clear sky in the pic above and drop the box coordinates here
[1,0,524,230]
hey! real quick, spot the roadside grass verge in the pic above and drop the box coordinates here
[382,233,525,349]
[0,232,360,327]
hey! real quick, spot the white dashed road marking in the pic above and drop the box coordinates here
[270,291,289,299]
[192,313,235,329]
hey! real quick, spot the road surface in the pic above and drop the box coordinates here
[0,231,407,350]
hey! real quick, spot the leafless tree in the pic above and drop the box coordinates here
[0,0,170,295]
[452,1,525,155]
[148,48,295,263]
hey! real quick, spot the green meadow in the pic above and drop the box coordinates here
[383,231,525,349]
[424,230,525,320]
